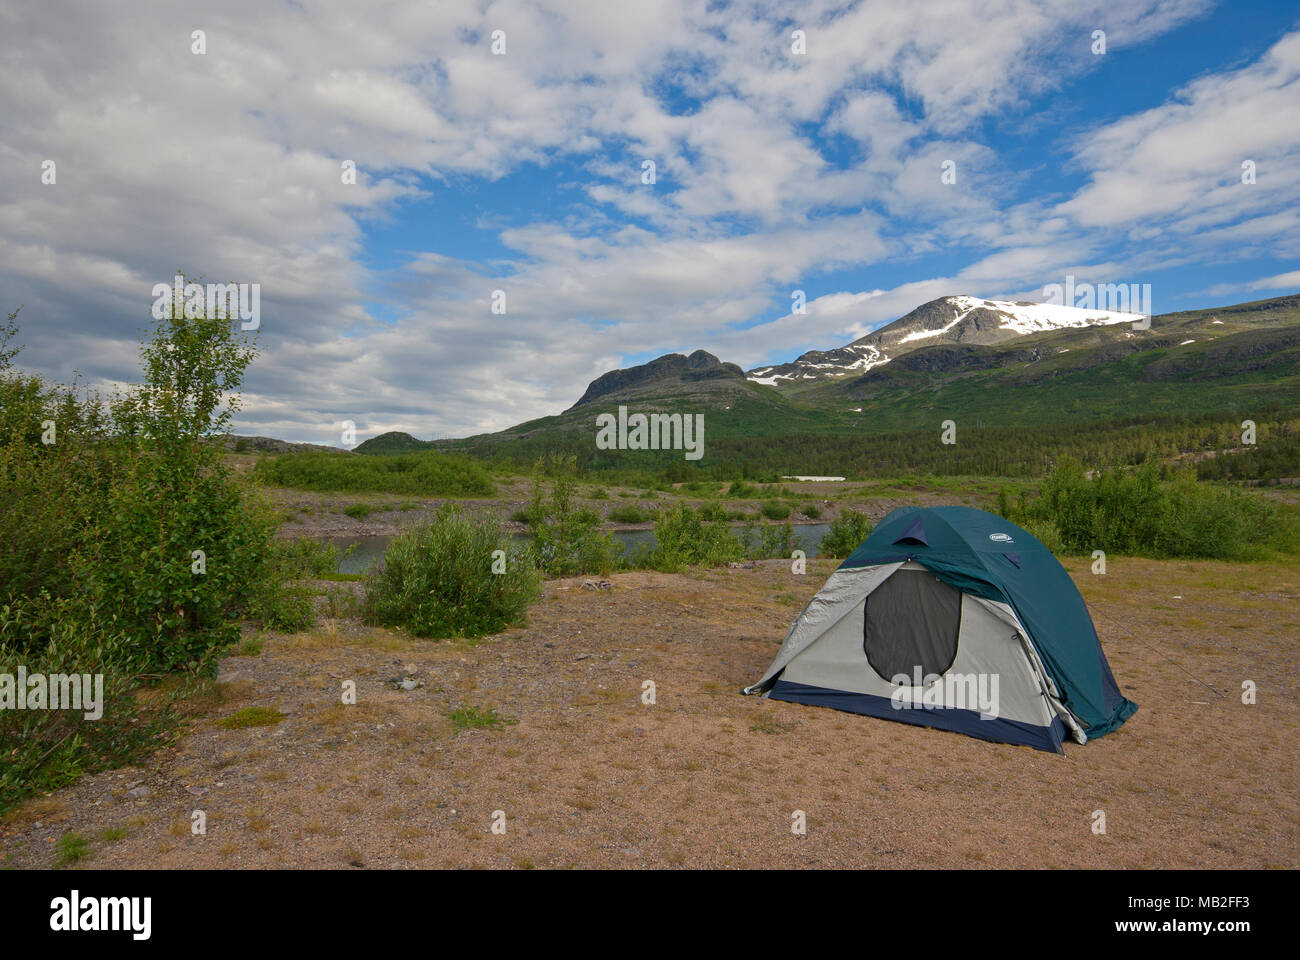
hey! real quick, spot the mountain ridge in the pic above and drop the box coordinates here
[747,294,1148,387]
[352,292,1300,457]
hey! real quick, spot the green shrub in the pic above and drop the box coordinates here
[343,502,380,519]
[727,480,758,499]
[525,456,622,576]
[1018,518,1065,555]
[695,502,730,522]
[362,506,540,638]
[1009,459,1286,559]
[511,504,542,524]
[2,289,279,674]
[270,538,340,578]
[745,522,806,559]
[0,597,177,817]
[247,582,316,632]
[650,506,745,571]
[760,500,792,520]
[820,510,874,558]
[0,290,282,813]
[608,503,649,524]
[800,502,822,519]
[254,449,494,497]
[682,480,721,495]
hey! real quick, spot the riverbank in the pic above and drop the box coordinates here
[259,474,989,541]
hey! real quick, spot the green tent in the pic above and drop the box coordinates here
[744,506,1137,752]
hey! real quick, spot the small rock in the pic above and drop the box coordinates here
[125,785,150,800]
[575,653,591,661]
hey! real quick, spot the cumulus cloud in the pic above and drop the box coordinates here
[4,0,1286,446]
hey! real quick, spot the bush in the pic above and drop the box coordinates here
[745,522,806,560]
[525,456,623,576]
[820,510,874,558]
[362,506,540,638]
[271,538,340,579]
[608,503,650,524]
[760,500,792,521]
[727,480,758,499]
[650,506,745,571]
[0,290,283,813]
[1010,459,1287,559]
[511,504,542,524]
[695,502,730,522]
[1018,518,1065,555]
[800,502,822,519]
[0,597,176,817]
[254,450,494,497]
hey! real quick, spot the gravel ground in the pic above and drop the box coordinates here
[264,478,963,540]
[3,557,1296,869]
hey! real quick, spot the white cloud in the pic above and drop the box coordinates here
[1,0,1271,444]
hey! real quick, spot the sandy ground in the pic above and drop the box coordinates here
[3,557,1297,870]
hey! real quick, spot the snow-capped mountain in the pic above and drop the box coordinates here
[748,295,1144,386]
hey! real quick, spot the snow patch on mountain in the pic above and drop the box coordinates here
[746,295,1146,385]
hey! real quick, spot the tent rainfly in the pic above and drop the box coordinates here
[743,506,1137,753]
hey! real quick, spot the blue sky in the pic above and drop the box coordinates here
[2,0,1298,443]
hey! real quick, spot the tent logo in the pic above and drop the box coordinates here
[988,532,1014,543]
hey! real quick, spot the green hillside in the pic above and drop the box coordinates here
[353,294,1300,481]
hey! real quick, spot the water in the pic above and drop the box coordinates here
[328,523,834,575]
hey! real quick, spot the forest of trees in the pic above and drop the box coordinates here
[439,411,1300,486]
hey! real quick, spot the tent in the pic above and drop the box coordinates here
[743,505,1137,753]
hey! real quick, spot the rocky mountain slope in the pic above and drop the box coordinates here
[748,295,1144,386]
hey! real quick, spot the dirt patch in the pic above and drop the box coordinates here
[4,557,1296,869]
